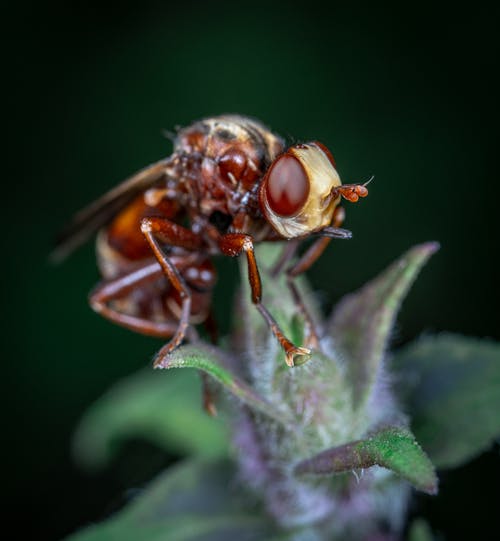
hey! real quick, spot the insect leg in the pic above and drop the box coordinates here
[285,238,331,349]
[270,239,300,277]
[140,217,203,368]
[89,261,187,338]
[284,206,346,349]
[219,233,310,367]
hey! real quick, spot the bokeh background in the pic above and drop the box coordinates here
[5,2,499,540]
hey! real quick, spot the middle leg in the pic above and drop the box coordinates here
[284,206,346,349]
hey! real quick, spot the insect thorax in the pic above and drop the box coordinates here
[174,116,285,231]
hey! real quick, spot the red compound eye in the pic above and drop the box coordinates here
[314,141,336,168]
[265,155,309,217]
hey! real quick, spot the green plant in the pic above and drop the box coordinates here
[67,243,500,540]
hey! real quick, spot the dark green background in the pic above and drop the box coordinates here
[5,2,499,539]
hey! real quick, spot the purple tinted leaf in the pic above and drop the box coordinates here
[329,242,439,408]
[295,426,438,495]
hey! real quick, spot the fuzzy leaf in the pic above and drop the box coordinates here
[329,242,439,408]
[294,426,438,494]
[64,458,279,541]
[392,333,500,469]
[73,369,228,470]
[160,344,292,424]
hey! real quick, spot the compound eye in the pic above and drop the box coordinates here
[314,141,336,167]
[265,155,309,217]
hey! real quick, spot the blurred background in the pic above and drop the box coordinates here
[4,1,499,539]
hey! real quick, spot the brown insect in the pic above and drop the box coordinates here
[54,115,368,371]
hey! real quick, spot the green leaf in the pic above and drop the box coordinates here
[161,344,293,424]
[391,333,500,469]
[64,458,279,541]
[407,518,434,541]
[294,426,438,494]
[329,242,439,408]
[73,368,228,470]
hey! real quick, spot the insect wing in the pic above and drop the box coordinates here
[52,158,171,262]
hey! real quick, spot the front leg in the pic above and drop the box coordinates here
[219,233,310,367]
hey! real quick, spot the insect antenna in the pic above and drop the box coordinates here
[362,175,375,187]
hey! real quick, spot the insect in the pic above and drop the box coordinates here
[54,115,369,370]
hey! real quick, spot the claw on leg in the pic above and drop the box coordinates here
[285,345,311,367]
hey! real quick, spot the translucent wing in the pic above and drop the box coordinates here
[51,158,171,262]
